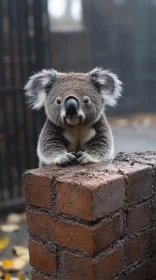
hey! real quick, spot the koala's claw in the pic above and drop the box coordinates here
[71,152,77,157]
[77,151,84,158]
[77,152,100,165]
[58,153,78,166]
[77,151,91,164]
[78,155,91,165]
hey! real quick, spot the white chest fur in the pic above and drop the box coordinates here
[63,125,96,152]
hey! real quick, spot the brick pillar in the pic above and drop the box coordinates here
[23,152,156,280]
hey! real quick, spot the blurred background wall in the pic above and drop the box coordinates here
[48,0,156,114]
[0,0,156,209]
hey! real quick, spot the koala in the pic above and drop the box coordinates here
[24,67,122,167]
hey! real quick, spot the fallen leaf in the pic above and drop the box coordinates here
[0,224,20,233]
[2,258,27,272]
[0,236,10,250]
[8,272,29,280]
[7,213,21,224]
[4,273,11,280]
[0,268,4,278]
[13,246,28,256]
[2,260,14,269]
[13,246,29,261]
[12,258,27,270]
[17,271,26,280]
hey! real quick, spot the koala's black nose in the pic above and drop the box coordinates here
[65,97,79,118]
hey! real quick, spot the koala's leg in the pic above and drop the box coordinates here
[78,117,114,165]
[37,120,78,167]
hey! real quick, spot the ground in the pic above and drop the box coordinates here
[0,215,31,278]
[0,113,156,279]
[110,114,156,154]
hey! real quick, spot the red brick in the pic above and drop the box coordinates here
[31,271,51,280]
[124,263,147,280]
[111,277,121,280]
[151,197,156,221]
[93,212,124,253]
[29,240,57,274]
[60,246,124,280]
[56,162,153,220]
[126,167,152,203]
[151,226,156,253]
[148,256,156,279]
[24,165,81,209]
[103,161,153,203]
[60,252,95,280]
[26,210,52,240]
[127,202,150,234]
[57,173,125,221]
[95,246,124,280]
[27,210,123,255]
[154,167,156,192]
[27,210,94,255]
[57,182,93,221]
[126,232,150,265]
[24,170,54,209]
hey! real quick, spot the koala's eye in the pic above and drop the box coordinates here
[84,97,90,104]
[56,98,61,105]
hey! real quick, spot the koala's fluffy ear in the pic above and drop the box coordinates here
[87,67,123,106]
[24,69,59,110]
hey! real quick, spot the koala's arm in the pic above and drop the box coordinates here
[78,115,114,164]
[37,119,77,167]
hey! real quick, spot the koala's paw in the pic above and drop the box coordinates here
[56,152,78,166]
[77,151,101,165]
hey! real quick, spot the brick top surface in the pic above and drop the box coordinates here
[25,151,156,179]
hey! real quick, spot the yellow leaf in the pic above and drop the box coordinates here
[0,268,4,278]
[0,236,10,250]
[0,224,20,233]
[3,260,14,269]
[17,271,26,280]
[9,273,29,280]
[4,273,11,280]
[2,258,27,272]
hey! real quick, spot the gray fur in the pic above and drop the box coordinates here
[24,67,122,166]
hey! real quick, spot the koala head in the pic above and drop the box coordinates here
[24,67,122,127]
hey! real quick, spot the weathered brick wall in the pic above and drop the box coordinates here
[23,152,156,280]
